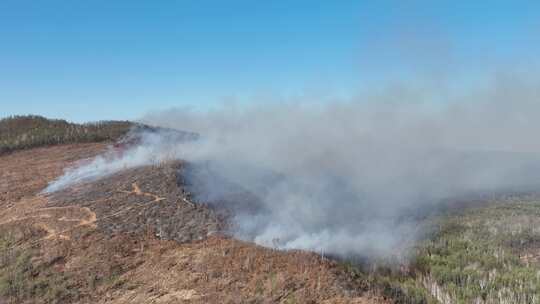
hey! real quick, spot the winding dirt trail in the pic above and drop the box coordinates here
[119,182,165,202]
[0,198,97,241]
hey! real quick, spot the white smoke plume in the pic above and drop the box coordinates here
[43,129,183,193]
[46,74,540,259]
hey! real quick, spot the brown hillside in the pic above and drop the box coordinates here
[0,143,389,304]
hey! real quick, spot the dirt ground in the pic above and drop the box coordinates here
[0,143,390,303]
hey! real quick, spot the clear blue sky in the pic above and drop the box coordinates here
[1,1,539,122]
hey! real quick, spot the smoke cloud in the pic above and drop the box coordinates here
[46,74,540,259]
[43,128,188,193]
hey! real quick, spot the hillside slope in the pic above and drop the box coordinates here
[3,116,540,303]
[0,142,388,304]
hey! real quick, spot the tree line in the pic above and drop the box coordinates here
[0,115,134,154]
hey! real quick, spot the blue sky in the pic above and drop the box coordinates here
[1,1,539,122]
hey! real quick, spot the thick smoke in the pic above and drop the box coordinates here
[46,76,540,259]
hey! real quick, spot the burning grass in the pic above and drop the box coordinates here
[0,143,390,303]
[4,137,540,303]
[45,161,223,243]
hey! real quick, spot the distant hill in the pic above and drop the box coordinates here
[0,115,134,154]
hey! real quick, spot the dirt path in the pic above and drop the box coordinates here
[119,182,165,202]
[0,200,97,241]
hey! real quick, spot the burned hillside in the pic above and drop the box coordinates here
[45,161,224,243]
[0,141,390,303]
[7,121,540,303]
